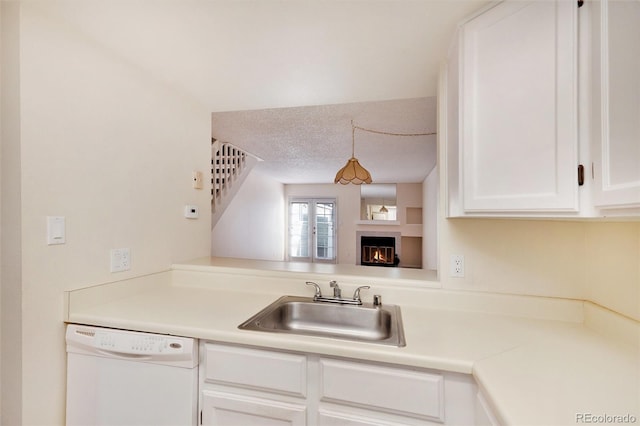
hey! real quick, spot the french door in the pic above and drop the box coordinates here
[288,198,337,263]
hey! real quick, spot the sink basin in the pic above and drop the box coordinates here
[238,296,406,347]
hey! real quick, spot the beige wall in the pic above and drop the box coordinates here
[396,183,423,231]
[0,0,3,416]
[8,2,212,424]
[423,166,439,271]
[438,217,639,322]
[1,1,23,424]
[439,218,587,298]
[585,222,640,321]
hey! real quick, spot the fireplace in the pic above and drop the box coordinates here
[361,236,397,267]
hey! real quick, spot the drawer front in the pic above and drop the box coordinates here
[202,390,307,426]
[204,343,307,397]
[319,358,444,421]
[318,409,435,426]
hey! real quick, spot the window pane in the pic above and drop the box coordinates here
[315,202,335,260]
[289,202,309,258]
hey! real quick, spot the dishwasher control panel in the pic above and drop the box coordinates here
[66,324,198,368]
[96,331,182,354]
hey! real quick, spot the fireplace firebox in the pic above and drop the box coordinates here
[361,236,397,267]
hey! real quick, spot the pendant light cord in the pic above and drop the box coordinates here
[351,121,357,157]
[352,121,437,138]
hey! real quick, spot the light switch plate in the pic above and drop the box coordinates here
[47,216,66,245]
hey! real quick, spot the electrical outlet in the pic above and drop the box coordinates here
[110,248,131,273]
[450,254,465,278]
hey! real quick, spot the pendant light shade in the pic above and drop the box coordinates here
[334,120,372,185]
[334,157,372,185]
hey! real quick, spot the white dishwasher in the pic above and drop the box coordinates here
[65,324,198,426]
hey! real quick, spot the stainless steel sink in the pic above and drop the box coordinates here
[238,296,406,347]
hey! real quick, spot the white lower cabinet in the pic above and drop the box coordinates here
[199,342,477,425]
[200,342,308,425]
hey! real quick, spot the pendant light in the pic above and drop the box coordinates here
[334,121,372,185]
[334,120,437,185]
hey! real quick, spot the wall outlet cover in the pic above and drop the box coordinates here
[450,254,465,278]
[110,248,131,273]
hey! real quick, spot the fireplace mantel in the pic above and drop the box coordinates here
[355,220,400,226]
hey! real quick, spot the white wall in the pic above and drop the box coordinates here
[212,169,285,261]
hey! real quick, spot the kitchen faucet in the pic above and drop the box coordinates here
[305,281,371,305]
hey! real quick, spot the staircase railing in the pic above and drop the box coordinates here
[211,139,258,226]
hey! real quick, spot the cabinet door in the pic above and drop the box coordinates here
[591,0,640,210]
[201,391,306,426]
[459,0,579,214]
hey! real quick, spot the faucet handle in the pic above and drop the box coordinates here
[352,285,370,304]
[305,281,322,299]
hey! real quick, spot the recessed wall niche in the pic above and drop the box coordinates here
[406,207,423,225]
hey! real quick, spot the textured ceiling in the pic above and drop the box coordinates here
[211,97,437,184]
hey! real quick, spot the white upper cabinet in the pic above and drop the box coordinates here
[590,0,640,212]
[446,0,581,217]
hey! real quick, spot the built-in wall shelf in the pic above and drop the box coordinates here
[356,220,400,226]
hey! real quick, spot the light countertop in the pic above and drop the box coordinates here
[64,258,640,425]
